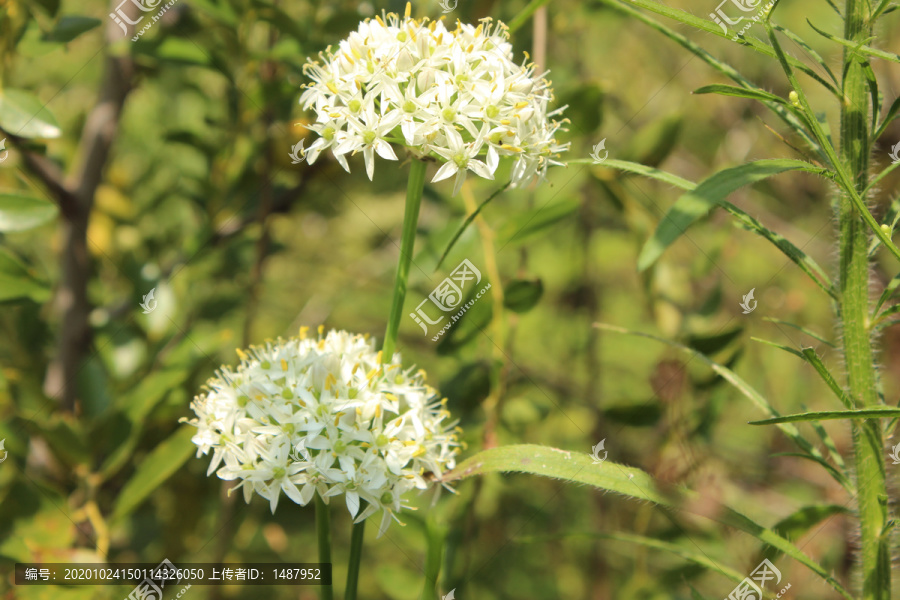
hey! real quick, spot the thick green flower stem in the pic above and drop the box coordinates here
[345,510,366,600]
[840,1,890,599]
[382,159,428,360]
[315,494,333,600]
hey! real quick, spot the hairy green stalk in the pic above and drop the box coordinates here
[840,1,890,599]
[383,159,428,360]
[315,494,333,600]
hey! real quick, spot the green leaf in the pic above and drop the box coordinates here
[42,16,102,43]
[762,318,835,347]
[637,160,829,271]
[0,248,51,303]
[601,159,695,190]
[0,89,62,138]
[444,444,852,600]
[498,197,580,247]
[693,84,788,105]
[807,20,900,64]
[772,24,838,86]
[0,194,58,232]
[752,338,853,410]
[503,279,543,313]
[750,408,900,425]
[110,425,196,523]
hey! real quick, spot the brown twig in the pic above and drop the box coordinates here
[34,3,136,414]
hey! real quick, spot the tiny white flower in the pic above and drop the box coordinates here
[431,126,497,197]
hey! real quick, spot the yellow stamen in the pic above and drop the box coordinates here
[281,359,288,372]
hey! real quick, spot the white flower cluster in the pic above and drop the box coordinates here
[183,328,460,535]
[297,5,569,195]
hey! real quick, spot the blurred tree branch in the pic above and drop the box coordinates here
[29,2,137,414]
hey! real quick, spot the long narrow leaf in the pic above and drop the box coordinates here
[444,444,852,599]
[762,318,835,347]
[637,159,829,271]
[752,338,854,409]
[693,84,788,105]
[750,408,900,425]
[807,20,900,64]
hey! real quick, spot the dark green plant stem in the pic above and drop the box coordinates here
[420,514,447,600]
[840,1,890,599]
[345,508,366,600]
[315,494,333,600]
[382,159,427,360]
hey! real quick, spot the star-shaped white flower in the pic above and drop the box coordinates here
[430,126,498,196]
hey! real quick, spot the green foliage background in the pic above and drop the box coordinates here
[0,0,898,598]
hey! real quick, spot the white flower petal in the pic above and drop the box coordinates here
[432,161,459,183]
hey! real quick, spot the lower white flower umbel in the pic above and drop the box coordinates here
[183,328,460,535]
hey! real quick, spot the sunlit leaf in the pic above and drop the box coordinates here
[445,444,852,600]
[0,89,62,138]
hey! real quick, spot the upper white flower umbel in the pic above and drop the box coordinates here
[297,5,569,194]
[183,328,460,535]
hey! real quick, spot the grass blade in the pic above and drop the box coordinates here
[750,408,900,424]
